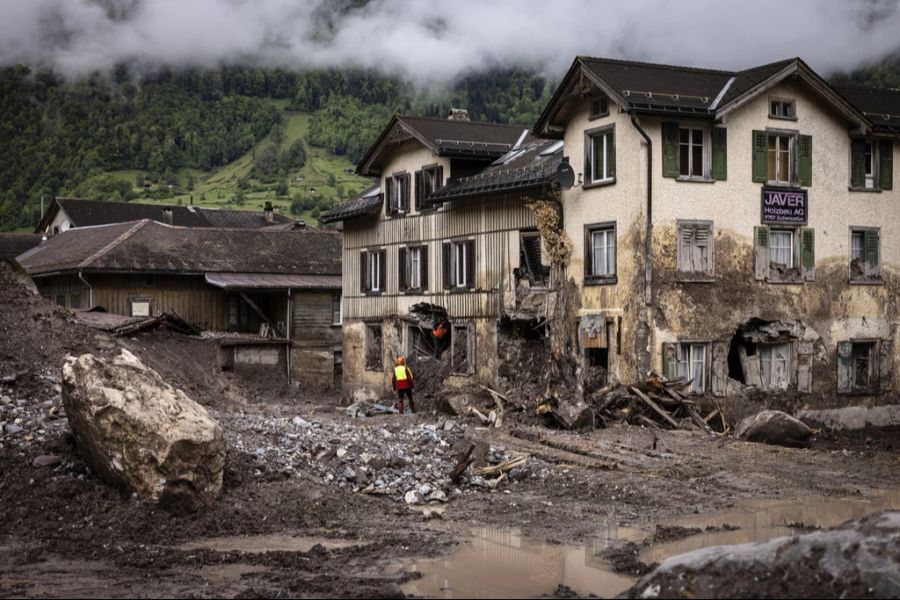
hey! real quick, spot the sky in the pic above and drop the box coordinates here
[0,0,898,83]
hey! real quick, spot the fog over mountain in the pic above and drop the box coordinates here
[1,0,899,81]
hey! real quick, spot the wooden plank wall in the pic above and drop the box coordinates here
[342,194,538,319]
[292,290,341,348]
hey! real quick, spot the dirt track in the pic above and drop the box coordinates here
[1,264,899,598]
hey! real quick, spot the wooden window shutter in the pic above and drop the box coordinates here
[797,341,814,393]
[378,250,387,293]
[798,135,812,186]
[420,246,429,291]
[711,341,727,397]
[677,223,694,272]
[414,170,422,211]
[583,132,592,183]
[879,140,893,190]
[584,227,593,278]
[403,173,411,211]
[754,226,769,281]
[752,130,768,183]
[662,122,679,178]
[879,339,893,392]
[850,139,866,188]
[800,227,815,281]
[864,229,880,277]
[360,251,368,292]
[695,223,712,275]
[384,178,394,216]
[435,165,444,191]
[398,247,407,291]
[442,242,452,290]
[836,341,852,394]
[662,342,678,380]
[465,240,476,289]
[712,127,727,180]
[606,130,616,178]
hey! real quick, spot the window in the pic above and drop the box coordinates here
[365,324,382,371]
[679,127,706,178]
[849,228,881,282]
[385,172,410,216]
[770,229,794,269]
[671,342,707,394]
[360,249,386,294]
[589,95,609,120]
[769,99,796,119]
[837,339,892,395]
[131,299,151,317]
[759,343,792,390]
[443,239,475,290]
[399,245,428,291]
[851,139,893,191]
[331,291,342,325]
[676,221,714,279]
[584,125,615,186]
[584,223,616,284]
[752,130,811,187]
[519,231,549,286]
[415,165,444,211]
[754,226,814,283]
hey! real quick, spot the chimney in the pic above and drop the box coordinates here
[264,201,274,223]
[448,108,470,121]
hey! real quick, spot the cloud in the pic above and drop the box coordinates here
[0,0,898,81]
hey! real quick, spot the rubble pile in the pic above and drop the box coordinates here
[217,410,546,504]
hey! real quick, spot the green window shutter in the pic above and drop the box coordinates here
[752,130,768,183]
[798,135,812,186]
[836,341,852,394]
[754,226,769,281]
[864,229,880,277]
[850,139,866,188]
[800,227,815,281]
[879,140,893,190]
[712,127,727,180]
[662,122,679,178]
[606,131,616,179]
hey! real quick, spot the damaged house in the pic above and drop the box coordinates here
[321,112,572,401]
[531,56,898,404]
[15,219,342,388]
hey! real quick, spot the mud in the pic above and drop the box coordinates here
[2,264,900,598]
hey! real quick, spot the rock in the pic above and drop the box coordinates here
[342,466,357,481]
[735,410,813,448]
[445,394,475,416]
[32,454,63,468]
[3,423,23,435]
[1,375,15,385]
[624,512,900,599]
[62,349,225,512]
[419,483,433,496]
[404,490,424,505]
[292,416,310,428]
[336,447,348,459]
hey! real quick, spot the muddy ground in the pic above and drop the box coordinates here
[1,264,899,598]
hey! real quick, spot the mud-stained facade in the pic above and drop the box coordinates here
[536,56,899,407]
[323,115,565,402]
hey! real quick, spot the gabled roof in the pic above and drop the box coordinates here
[36,197,294,232]
[833,85,900,134]
[18,220,341,278]
[320,185,383,224]
[0,233,43,262]
[428,139,565,203]
[534,56,870,136]
[356,114,530,176]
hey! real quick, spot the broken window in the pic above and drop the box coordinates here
[443,239,475,290]
[451,322,474,375]
[399,245,428,291]
[585,348,609,389]
[664,342,708,394]
[519,231,549,286]
[754,225,814,282]
[404,323,435,359]
[837,340,893,395]
[849,228,881,282]
[331,291,342,325]
[360,249,386,294]
[365,324,382,371]
[677,220,714,279]
[584,222,616,284]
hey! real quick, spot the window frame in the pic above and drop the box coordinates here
[677,125,711,180]
[583,124,615,188]
[364,323,383,372]
[386,171,410,217]
[672,341,709,394]
[848,226,882,284]
[769,228,795,270]
[767,130,795,186]
[758,342,793,390]
[769,97,797,121]
[331,291,342,326]
[588,95,609,120]
[452,241,468,288]
[584,221,617,285]
[676,219,715,281]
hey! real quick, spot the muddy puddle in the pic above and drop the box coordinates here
[179,533,365,554]
[399,524,643,599]
[642,488,900,565]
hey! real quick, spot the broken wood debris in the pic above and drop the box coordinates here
[473,455,527,477]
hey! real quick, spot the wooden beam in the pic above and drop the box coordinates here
[630,386,680,428]
[239,292,281,337]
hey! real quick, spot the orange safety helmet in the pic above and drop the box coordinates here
[396,356,406,366]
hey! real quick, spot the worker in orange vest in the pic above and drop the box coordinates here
[391,356,416,414]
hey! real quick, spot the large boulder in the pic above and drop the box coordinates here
[62,349,225,512]
[735,409,813,447]
[623,512,900,599]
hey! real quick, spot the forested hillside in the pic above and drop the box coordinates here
[0,65,552,230]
